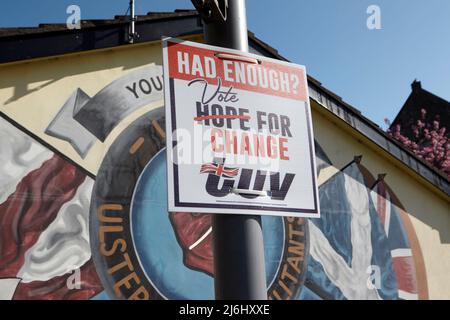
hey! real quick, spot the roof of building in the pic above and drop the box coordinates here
[0,10,448,196]
[391,80,450,132]
[0,10,198,37]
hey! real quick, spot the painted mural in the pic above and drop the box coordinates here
[0,63,429,300]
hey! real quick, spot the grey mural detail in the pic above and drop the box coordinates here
[73,65,164,141]
[0,279,21,300]
[46,65,164,156]
[0,118,53,203]
[45,89,96,158]
[17,178,94,283]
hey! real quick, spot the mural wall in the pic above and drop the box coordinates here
[0,44,447,300]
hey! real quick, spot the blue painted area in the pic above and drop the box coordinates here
[262,215,285,289]
[304,170,349,300]
[304,165,400,300]
[313,169,353,267]
[91,291,109,300]
[94,148,411,300]
[131,150,284,300]
[367,196,399,300]
[297,285,322,300]
[305,256,346,300]
[387,205,410,250]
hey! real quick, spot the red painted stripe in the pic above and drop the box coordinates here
[13,259,102,300]
[169,213,213,277]
[0,155,86,278]
[376,182,387,227]
[393,256,418,294]
[194,115,251,122]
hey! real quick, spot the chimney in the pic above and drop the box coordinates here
[411,79,422,92]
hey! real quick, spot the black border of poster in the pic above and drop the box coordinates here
[169,78,319,214]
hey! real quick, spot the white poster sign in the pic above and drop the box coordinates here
[163,38,319,218]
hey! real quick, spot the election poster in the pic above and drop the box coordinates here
[163,38,319,217]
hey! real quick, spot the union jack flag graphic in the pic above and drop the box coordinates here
[200,162,239,178]
[0,119,103,300]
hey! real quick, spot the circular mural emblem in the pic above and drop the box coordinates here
[90,108,309,300]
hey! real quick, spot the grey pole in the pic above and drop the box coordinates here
[201,0,268,300]
[128,0,137,43]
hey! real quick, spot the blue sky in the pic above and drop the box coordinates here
[1,0,449,128]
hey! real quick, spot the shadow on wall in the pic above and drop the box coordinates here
[0,42,163,106]
[398,189,450,244]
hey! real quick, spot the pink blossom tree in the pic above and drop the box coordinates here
[385,108,450,177]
